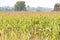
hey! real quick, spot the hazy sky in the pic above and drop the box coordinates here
[0,0,60,8]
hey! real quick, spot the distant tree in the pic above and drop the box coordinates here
[14,1,26,11]
[36,7,41,11]
[27,5,30,8]
[54,3,60,11]
[26,5,30,11]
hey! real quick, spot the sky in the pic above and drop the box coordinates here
[0,0,60,8]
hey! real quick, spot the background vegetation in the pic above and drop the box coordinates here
[14,1,26,11]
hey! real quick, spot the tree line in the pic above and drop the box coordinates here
[14,1,60,11]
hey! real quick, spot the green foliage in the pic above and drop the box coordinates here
[0,15,60,40]
[14,1,26,11]
[54,3,60,11]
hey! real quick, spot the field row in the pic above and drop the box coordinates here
[0,12,60,40]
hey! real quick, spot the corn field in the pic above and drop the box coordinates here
[0,11,60,40]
